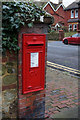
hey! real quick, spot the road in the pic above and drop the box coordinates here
[47,41,79,70]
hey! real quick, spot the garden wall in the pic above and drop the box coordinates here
[2,52,17,119]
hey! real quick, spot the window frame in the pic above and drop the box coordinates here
[73,24,77,31]
[75,9,78,18]
[69,24,72,31]
[71,10,74,18]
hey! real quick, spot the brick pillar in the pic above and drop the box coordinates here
[59,30,64,41]
[18,23,48,119]
[77,30,80,33]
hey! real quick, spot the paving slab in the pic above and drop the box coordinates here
[53,107,78,118]
[45,67,79,119]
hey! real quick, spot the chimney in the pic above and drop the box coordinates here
[58,0,63,4]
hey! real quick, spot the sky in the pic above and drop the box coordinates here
[35,0,78,7]
[51,0,76,7]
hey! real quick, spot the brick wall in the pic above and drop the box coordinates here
[18,23,48,119]
[59,30,64,41]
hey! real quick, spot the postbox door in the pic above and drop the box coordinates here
[23,49,44,94]
[27,51,42,88]
[22,34,45,94]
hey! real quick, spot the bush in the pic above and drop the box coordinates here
[64,31,77,37]
[62,26,68,32]
[47,31,59,41]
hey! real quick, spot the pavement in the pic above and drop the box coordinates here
[1,65,79,119]
[45,66,79,119]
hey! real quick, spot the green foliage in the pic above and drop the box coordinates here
[2,2,45,53]
[64,31,77,37]
[47,31,59,41]
[62,26,68,32]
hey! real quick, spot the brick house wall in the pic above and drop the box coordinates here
[44,4,65,28]
[78,3,80,29]
[78,7,80,19]
[55,6,65,26]
[78,8,80,19]
[64,10,70,27]
[43,1,80,31]
[78,8,80,29]
[65,9,80,31]
[44,4,54,15]
[64,1,80,31]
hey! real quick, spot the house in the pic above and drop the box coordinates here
[43,0,65,31]
[34,0,80,31]
[64,0,80,31]
[34,0,65,31]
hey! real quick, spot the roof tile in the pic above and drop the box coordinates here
[64,1,80,10]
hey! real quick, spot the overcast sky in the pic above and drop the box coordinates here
[51,0,76,7]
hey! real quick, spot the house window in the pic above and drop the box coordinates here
[71,10,74,18]
[75,9,78,18]
[69,24,72,31]
[73,24,77,31]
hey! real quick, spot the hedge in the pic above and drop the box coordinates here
[47,32,59,41]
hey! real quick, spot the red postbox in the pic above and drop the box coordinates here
[22,33,46,94]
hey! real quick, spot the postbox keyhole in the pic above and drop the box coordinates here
[28,86,32,89]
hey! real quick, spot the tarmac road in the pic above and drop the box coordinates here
[47,41,79,70]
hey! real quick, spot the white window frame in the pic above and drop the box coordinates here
[71,10,74,18]
[69,24,72,31]
[75,9,78,18]
[73,24,77,31]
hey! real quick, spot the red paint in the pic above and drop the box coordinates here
[63,33,80,44]
[22,33,46,94]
